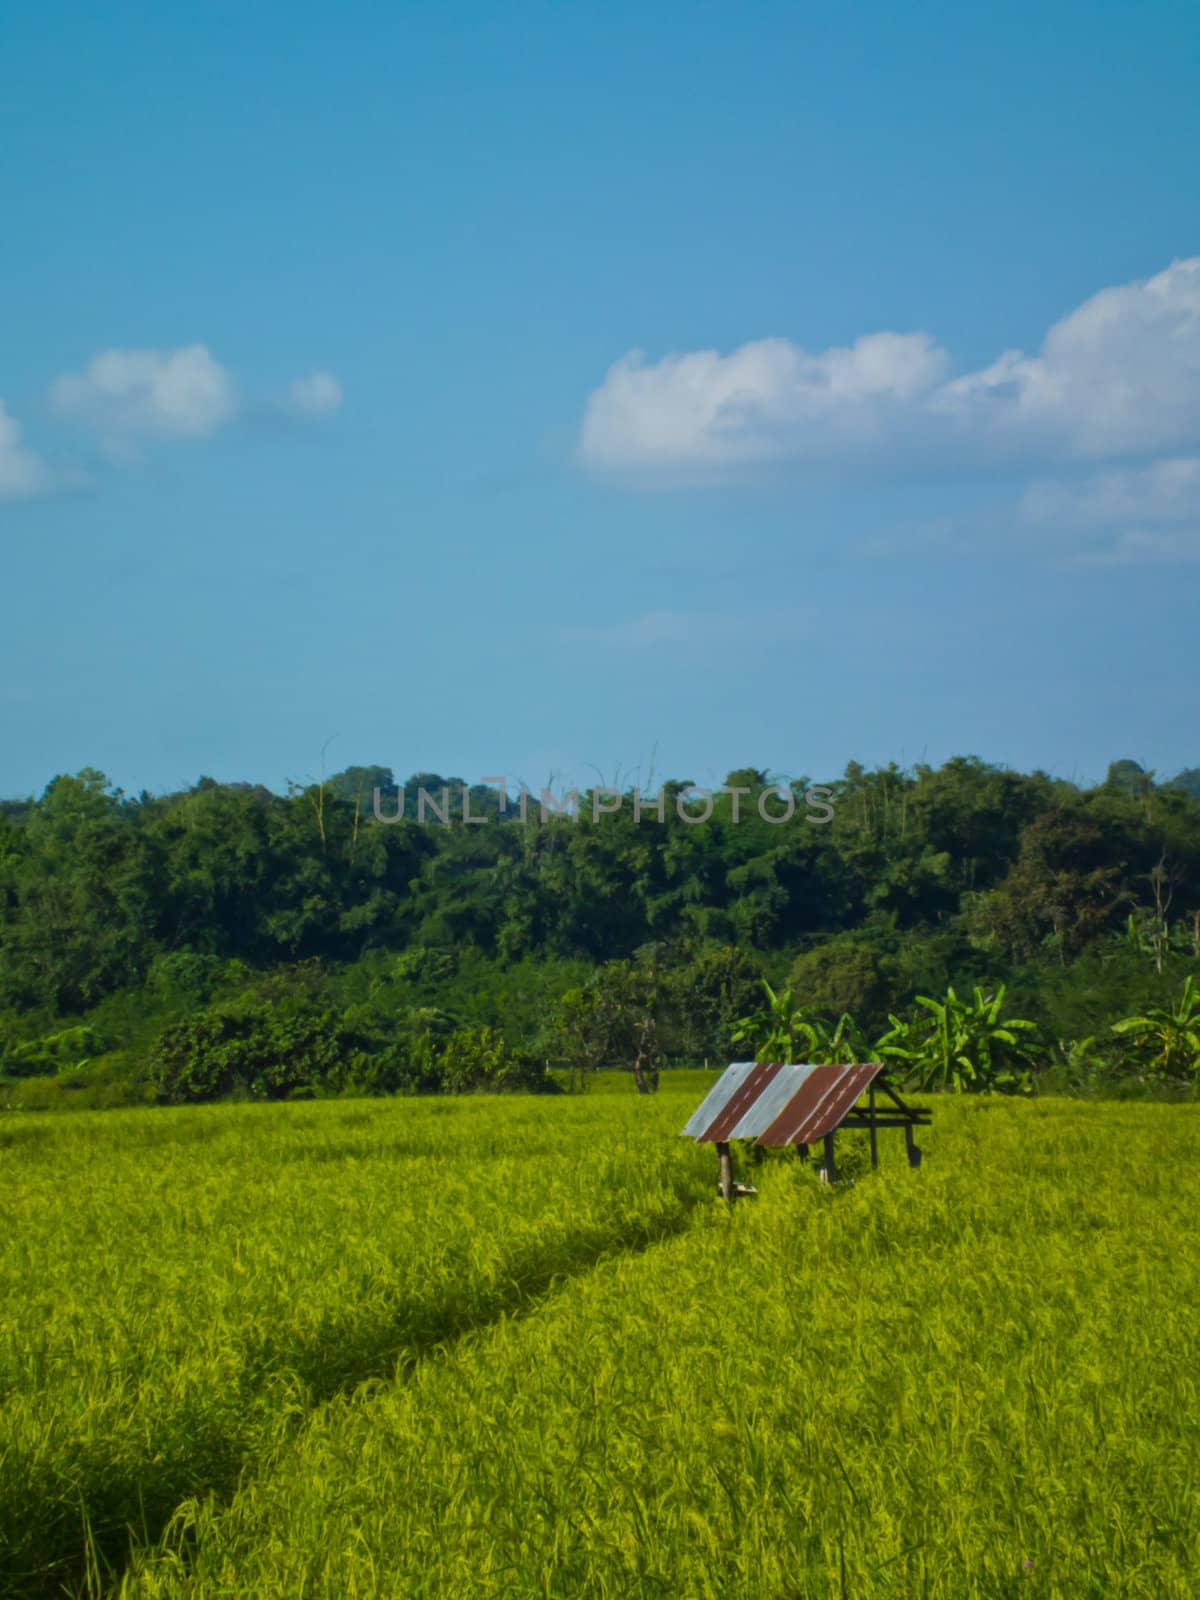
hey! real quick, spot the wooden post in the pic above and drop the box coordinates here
[820,1133,837,1184]
[796,1142,810,1163]
[716,1140,733,1202]
[868,1080,879,1171]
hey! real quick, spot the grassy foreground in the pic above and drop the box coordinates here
[0,1094,710,1597]
[2,1090,1198,1598]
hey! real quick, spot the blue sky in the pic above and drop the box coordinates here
[4,0,1198,800]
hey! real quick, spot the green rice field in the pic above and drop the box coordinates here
[2,1082,1197,1599]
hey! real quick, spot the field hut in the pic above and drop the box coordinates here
[681,1061,930,1199]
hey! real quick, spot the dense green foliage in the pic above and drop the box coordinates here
[1110,973,1200,1080]
[1,756,1198,1103]
[2,1092,1197,1597]
[876,984,1039,1093]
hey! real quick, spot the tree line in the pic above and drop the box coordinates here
[0,756,1197,1105]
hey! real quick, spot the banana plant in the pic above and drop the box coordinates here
[876,984,1039,1093]
[1048,1034,1110,1090]
[823,1010,873,1066]
[731,979,831,1063]
[1111,975,1200,1082]
[730,982,877,1067]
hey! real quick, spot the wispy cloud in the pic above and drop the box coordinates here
[3,343,344,509]
[1071,527,1200,566]
[281,371,343,419]
[1022,457,1200,528]
[579,257,1200,479]
[562,607,814,650]
[0,401,52,502]
[1021,456,1200,566]
[47,346,343,460]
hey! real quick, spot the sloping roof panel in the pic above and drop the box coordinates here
[679,1061,757,1139]
[702,1061,785,1141]
[725,1064,818,1140]
[681,1060,886,1147]
[756,1063,883,1145]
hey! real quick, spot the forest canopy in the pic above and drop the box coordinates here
[1,757,1197,1105]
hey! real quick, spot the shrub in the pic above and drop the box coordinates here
[437,1026,550,1093]
[2,1023,106,1078]
[151,1002,372,1104]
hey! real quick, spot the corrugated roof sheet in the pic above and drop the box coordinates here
[724,1064,818,1140]
[682,1061,886,1147]
[679,1061,757,1139]
[702,1061,786,1141]
[757,1063,882,1145]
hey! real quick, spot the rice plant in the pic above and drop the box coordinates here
[114,1096,1200,1600]
[0,1094,711,1595]
[5,1092,1199,1599]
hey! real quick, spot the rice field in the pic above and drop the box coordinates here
[2,1086,1198,1598]
[0,1091,709,1597]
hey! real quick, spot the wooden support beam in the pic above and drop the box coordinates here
[868,1080,879,1170]
[878,1077,923,1118]
[717,1140,733,1202]
[820,1133,837,1184]
[839,1114,932,1130]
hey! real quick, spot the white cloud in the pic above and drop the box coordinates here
[933,259,1200,457]
[1,348,343,510]
[45,347,342,460]
[580,333,948,472]
[283,371,342,419]
[580,257,1200,477]
[0,402,52,501]
[50,345,238,439]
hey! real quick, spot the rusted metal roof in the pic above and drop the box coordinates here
[757,1063,883,1145]
[682,1061,886,1147]
[725,1064,818,1140]
[700,1061,786,1141]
